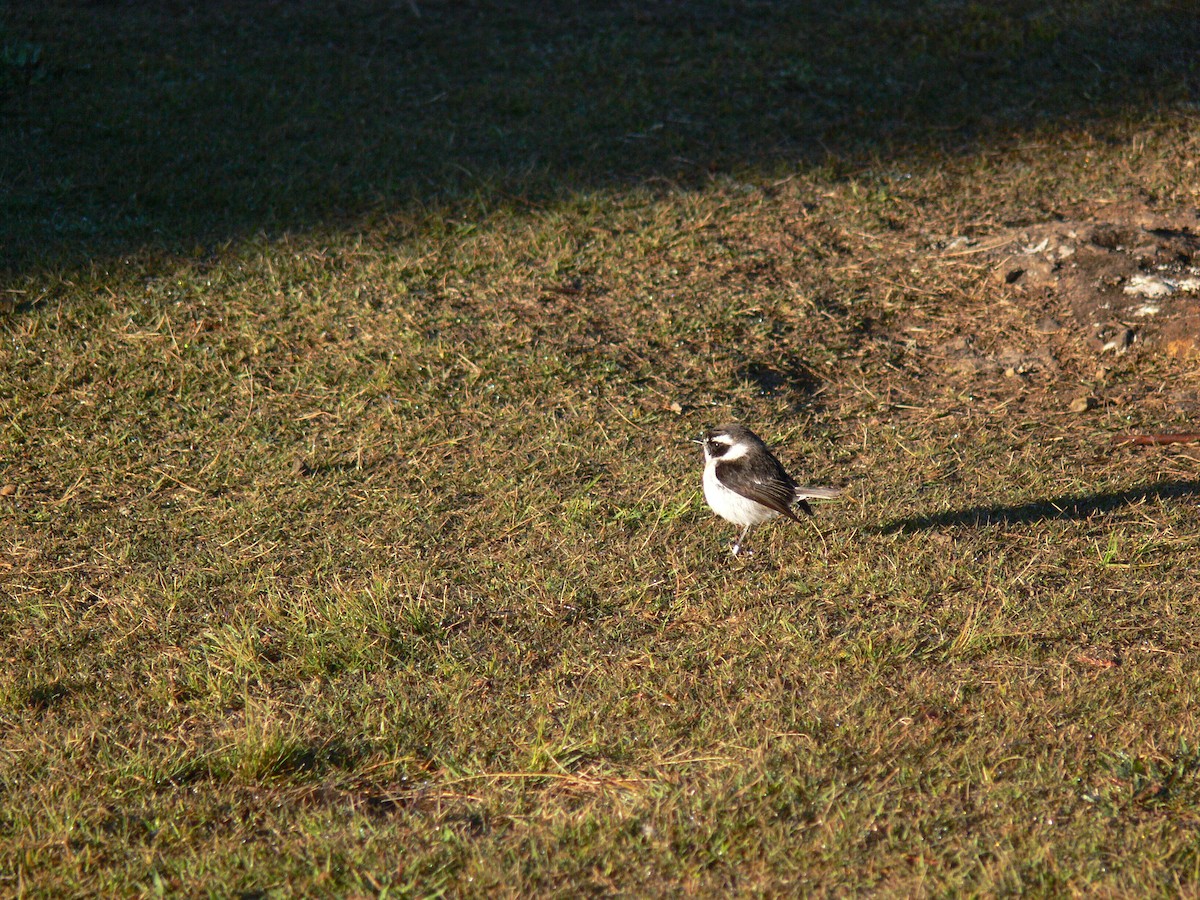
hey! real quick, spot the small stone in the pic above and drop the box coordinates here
[1100,328,1135,354]
[1070,396,1096,413]
[1162,317,1200,359]
[0,484,15,497]
[1124,274,1175,298]
[1166,338,1200,359]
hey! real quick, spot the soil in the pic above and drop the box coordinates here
[980,202,1200,361]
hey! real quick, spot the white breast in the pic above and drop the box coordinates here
[702,461,780,527]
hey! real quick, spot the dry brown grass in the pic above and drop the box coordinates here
[4,1,1200,896]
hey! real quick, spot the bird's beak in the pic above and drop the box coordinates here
[691,438,704,445]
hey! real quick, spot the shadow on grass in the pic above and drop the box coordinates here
[162,736,369,786]
[880,480,1200,533]
[737,358,822,410]
[2,1,1198,274]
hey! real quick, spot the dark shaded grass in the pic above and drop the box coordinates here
[2,0,1199,273]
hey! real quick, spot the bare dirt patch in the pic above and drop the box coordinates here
[978,202,1200,361]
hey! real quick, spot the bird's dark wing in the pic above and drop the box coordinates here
[715,458,806,522]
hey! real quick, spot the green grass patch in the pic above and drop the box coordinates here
[4,0,1200,895]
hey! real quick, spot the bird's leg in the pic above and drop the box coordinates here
[731,524,755,557]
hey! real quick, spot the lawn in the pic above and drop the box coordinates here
[3,1,1200,895]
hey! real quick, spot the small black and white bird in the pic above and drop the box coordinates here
[695,423,841,556]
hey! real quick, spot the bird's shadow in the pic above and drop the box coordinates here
[878,480,1200,534]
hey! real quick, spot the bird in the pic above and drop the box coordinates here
[694,423,841,556]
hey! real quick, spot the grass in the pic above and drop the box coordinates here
[4,0,1200,895]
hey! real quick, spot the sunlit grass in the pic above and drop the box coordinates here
[4,0,1200,895]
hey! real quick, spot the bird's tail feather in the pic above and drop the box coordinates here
[793,486,841,501]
